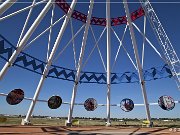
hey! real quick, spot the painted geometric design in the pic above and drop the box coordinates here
[158,95,175,111]
[55,0,145,26]
[48,95,62,109]
[120,98,134,112]
[84,98,97,111]
[6,89,24,105]
[0,34,172,84]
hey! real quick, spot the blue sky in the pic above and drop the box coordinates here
[0,0,180,119]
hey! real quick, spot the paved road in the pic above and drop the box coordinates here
[0,126,179,135]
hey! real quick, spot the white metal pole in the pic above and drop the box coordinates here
[0,0,17,16]
[0,0,47,22]
[66,0,94,126]
[123,0,152,125]
[22,0,77,125]
[17,0,36,47]
[106,0,111,127]
[0,0,53,80]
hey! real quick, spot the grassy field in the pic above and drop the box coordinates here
[0,117,180,128]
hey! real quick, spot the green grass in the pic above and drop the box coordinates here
[0,117,180,128]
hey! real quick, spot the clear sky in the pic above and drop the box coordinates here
[0,0,180,119]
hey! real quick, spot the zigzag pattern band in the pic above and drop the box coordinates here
[0,35,172,84]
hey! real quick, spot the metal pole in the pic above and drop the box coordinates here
[22,0,77,125]
[123,0,152,126]
[0,0,53,80]
[0,0,17,16]
[66,0,94,126]
[106,0,111,127]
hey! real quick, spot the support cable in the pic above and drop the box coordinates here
[111,25,128,70]
[111,26,137,70]
[23,15,65,50]
[17,0,36,47]
[53,24,85,62]
[82,27,106,70]
[133,22,164,61]
[70,18,77,69]
[0,92,179,106]
[88,26,107,71]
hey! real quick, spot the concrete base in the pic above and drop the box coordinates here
[142,121,153,128]
[65,120,72,127]
[106,122,111,127]
[148,122,154,128]
[21,119,31,125]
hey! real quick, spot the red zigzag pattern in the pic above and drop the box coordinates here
[55,0,145,26]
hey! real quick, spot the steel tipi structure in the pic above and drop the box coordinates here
[0,0,179,127]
